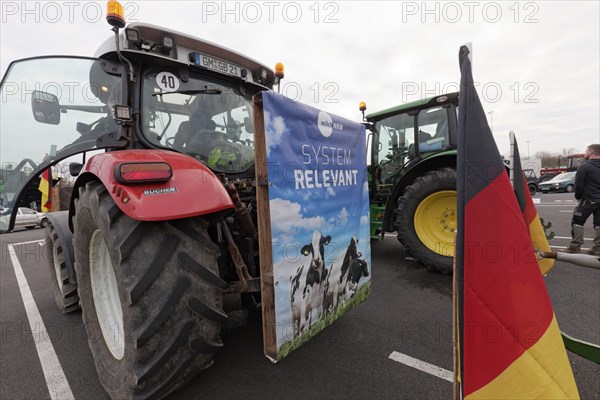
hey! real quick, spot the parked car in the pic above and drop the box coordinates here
[37,212,49,228]
[539,171,576,193]
[14,207,40,230]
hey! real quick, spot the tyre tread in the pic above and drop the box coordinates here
[395,167,456,274]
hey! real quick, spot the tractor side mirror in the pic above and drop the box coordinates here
[69,162,83,177]
[31,90,60,125]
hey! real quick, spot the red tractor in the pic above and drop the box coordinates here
[0,4,282,398]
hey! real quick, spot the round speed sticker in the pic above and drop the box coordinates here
[156,71,180,92]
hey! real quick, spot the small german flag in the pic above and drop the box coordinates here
[510,132,555,275]
[456,45,578,399]
[38,168,52,212]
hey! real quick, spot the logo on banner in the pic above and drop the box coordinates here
[317,111,343,137]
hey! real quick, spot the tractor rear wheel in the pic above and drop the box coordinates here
[396,168,457,274]
[73,181,227,399]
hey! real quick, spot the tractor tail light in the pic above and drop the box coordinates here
[116,162,172,183]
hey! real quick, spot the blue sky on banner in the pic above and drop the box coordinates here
[261,92,371,345]
[263,91,370,263]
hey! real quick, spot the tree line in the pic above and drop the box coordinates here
[534,148,581,168]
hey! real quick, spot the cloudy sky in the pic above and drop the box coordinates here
[1,1,598,156]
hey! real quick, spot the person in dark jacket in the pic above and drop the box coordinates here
[564,144,600,255]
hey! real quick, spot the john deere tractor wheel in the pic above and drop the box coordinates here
[73,181,227,399]
[396,168,457,274]
[46,222,80,313]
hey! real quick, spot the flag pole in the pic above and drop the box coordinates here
[453,233,460,400]
[509,131,516,188]
[537,250,600,270]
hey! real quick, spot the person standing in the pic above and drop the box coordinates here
[564,144,600,255]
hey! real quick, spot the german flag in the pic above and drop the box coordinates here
[456,45,578,399]
[38,168,52,212]
[510,132,555,275]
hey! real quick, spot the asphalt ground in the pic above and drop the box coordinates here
[0,192,598,399]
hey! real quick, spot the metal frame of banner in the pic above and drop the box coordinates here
[253,92,278,361]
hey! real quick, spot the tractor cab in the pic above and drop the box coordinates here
[0,20,277,232]
[360,93,459,274]
[365,93,458,197]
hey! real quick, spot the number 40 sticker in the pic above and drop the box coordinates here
[156,71,180,92]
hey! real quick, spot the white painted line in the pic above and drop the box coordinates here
[559,210,573,213]
[7,244,74,400]
[388,351,453,382]
[553,236,593,241]
[536,204,576,207]
[12,239,45,246]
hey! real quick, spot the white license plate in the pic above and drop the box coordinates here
[198,54,242,77]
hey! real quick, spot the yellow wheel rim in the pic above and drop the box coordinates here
[414,190,457,257]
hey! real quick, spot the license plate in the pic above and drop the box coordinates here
[197,54,242,77]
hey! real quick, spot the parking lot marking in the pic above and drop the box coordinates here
[388,351,453,382]
[533,198,541,204]
[7,244,75,400]
[553,236,593,241]
[12,239,45,246]
[536,204,576,207]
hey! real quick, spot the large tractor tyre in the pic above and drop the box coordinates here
[395,168,457,274]
[45,223,80,313]
[73,181,227,399]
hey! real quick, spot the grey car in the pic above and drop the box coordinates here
[539,171,576,193]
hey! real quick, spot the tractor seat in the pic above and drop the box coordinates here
[173,118,217,149]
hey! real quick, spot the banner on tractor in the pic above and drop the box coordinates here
[254,91,371,362]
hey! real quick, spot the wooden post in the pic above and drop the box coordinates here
[253,93,278,360]
[453,232,460,400]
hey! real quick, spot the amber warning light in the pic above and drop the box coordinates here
[359,101,367,120]
[106,0,126,28]
[116,162,173,183]
[275,63,285,79]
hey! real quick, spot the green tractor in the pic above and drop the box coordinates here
[363,93,458,274]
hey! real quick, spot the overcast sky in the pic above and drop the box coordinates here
[1,1,598,157]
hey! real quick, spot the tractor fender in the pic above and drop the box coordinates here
[46,211,77,284]
[383,152,456,233]
[69,150,233,231]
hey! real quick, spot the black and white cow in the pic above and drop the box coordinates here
[339,237,362,286]
[300,231,331,330]
[289,265,304,338]
[323,237,363,313]
[347,258,369,295]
